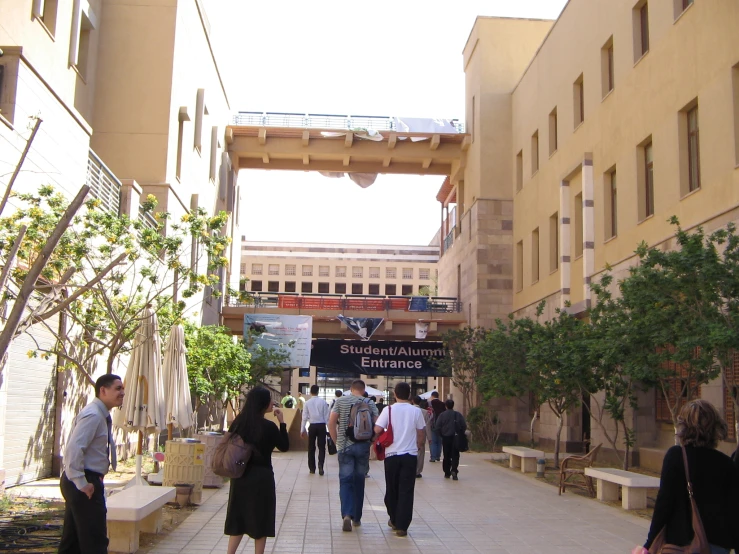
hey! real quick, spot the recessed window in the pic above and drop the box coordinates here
[33,0,59,36]
[604,168,618,239]
[686,105,701,193]
[336,266,346,278]
[301,282,313,293]
[71,9,94,80]
[285,281,296,293]
[368,284,380,295]
[251,263,263,275]
[251,280,263,292]
[176,108,189,181]
[319,265,330,277]
[733,64,739,166]
[401,284,413,296]
[335,283,346,294]
[637,138,655,220]
[419,268,430,280]
[352,266,363,278]
[302,265,313,277]
[285,264,296,276]
[318,282,330,294]
[385,267,396,279]
[268,264,279,275]
[268,281,279,292]
[515,150,523,192]
[531,228,540,283]
[369,267,380,279]
[573,74,585,127]
[352,283,363,294]
[209,126,218,182]
[194,89,205,152]
[240,263,246,274]
[402,268,413,280]
[634,1,650,61]
[574,193,583,258]
[549,212,559,272]
[601,37,615,97]
[674,0,693,19]
[549,108,558,155]
[385,284,397,296]
[531,131,539,175]
[515,241,523,291]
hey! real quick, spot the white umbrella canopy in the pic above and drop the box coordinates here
[419,390,437,400]
[163,324,195,436]
[114,306,165,487]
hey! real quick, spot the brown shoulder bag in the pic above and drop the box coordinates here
[212,431,254,479]
[648,446,710,554]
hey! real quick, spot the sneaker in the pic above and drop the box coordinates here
[444,473,451,479]
[395,530,408,537]
[452,471,459,481]
[416,474,422,479]
[342,516,352,532]
[365,473,370,478]
[388,519,396,530]
[429,458,436,463]
[319,467,324,476]
[352,519,361,527]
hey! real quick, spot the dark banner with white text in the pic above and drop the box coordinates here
[310,339,444,376]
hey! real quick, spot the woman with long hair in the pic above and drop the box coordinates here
[632,399,739,554]
[225,387,289,554]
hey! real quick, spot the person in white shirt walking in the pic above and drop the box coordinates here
[373,382,426,537]
[301,385,330,475]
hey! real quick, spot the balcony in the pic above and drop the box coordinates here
[225,292,462,313]
[87,150,121,216]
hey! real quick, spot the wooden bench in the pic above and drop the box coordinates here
[502,446,544,473]
[584,467,659,510]
[107,485,176,553]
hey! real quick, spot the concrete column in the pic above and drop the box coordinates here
[456,181,465,236]
[440,203,445,256]
[559,180,571,309]
[582,153,595,308]
[119,179,142,220]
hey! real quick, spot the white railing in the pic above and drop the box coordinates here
[87,150,121,216]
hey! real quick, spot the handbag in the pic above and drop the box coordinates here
[212,431,254,479]
[648,446,710,554]
[374,407,394,461]
[327,434,337,456]
[453,412,469,453]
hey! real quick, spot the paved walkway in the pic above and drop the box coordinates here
[145,451,649,554]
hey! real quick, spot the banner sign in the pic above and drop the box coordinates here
[337,315,383,340]
[310,339,444,376]
[244,314,312,368]
[415,322,429,339]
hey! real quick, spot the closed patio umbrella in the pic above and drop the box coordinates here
[115,305,165,487]
[163,324,195,439]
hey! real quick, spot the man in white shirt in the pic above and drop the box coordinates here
[373,382,426,537]
[301,385,330,475]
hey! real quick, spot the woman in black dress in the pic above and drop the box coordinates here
[225,387,289,554]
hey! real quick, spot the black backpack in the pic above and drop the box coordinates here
[284,398,294,409]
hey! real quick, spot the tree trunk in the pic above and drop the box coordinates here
[620,420,630,471]
[554,413,564,468]
[529,410,538,447]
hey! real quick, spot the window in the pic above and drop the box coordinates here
[419,268,430,280]
[549,212,559,272]
[531,228,540,283]
[385,284,397,296]
[734,64,739,166]
[335,283,346,294]
[70,8,94,80]
[369,267,380,278]
[285,264,296,276]
[251,280,263,292]
[515,150,523,192]
[301,282,313,293]
[531,131,539,175]
[687,106,701,193]
[352,283,363,294]
[601,37,615,97]
[268,281,279,292]
[401,284,413,296]
[674,0,693,20]
[574,74,584,127]
[386,267,396,279]
[285,281,296,293]
[574,193,583,259]
[251,263,263,275]
[209,126,218,182]
[336,266,346,278]
[604,168,618,239]
[319,265,330,277]
[299,383,310,395]
[240,262,246,274]
[469,95,476,141]
[352,266,363,278]
[549,108,558,155]
[268,264,279,275]
[637,138,655,220]
[302,265,313,277]
[368,284,380,295]
[299,368,311,377]
[515,241,523,291]
[634,1,649,61]
[33,0,59,36]
[194,89,205,152]
[402,268,413,280]
[318,282,329,294]
[656,363,701,422]
[176,108,189,181]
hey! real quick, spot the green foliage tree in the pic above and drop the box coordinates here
[436,326,488,411]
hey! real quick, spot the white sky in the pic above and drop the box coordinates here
[208,1,567,245]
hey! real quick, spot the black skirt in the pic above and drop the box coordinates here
[224,463,276,539]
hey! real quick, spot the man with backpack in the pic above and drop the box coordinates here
[281,391,296,409]
[328,379,378,532]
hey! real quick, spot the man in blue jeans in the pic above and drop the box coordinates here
[328,380,378,532]
[429,391,445,462]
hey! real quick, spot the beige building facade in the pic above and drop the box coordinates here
[0,0,240,487]
[441,0,739,467]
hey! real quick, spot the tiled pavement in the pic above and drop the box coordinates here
[145,451,649,554]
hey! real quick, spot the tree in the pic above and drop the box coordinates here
[436,326,488,411]
[0,186,232,384]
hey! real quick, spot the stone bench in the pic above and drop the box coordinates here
[502,446,545,473]
[107,485,176,553]
[584,467,660,510]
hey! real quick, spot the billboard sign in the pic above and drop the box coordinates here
[310,339,444,376]
[244,314,313,368]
